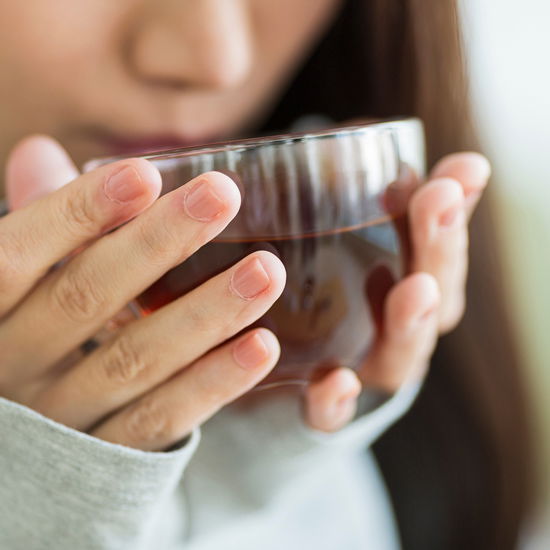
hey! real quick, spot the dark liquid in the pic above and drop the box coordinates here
[137,215,407,384]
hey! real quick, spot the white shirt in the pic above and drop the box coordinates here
[0,380,420,549]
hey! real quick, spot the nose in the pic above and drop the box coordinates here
[127,0,253,90]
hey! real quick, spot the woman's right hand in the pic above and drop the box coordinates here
[0,136,286,452]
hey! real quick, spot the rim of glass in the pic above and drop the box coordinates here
[93,116,422,165]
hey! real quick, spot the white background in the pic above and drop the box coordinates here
[462,0,550,544]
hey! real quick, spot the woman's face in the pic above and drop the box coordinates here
[0,0,341,172]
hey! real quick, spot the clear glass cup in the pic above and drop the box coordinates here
[85,118,425,388]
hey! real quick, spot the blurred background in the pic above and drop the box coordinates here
[462,0,550,544]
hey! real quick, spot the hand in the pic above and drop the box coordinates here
[0,136,286,451]
[305,152,491,432]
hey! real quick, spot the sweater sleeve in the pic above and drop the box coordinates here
[0,397,200,550]
[184,379,422,520]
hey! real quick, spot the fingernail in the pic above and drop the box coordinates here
[233,332,270,370]
[183,178,226,222]
[230,258,271,300]
[439,204,464,228]
[468,153,492,185]
[104,166,143,204]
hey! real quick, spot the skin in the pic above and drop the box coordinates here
[0,0,490,450]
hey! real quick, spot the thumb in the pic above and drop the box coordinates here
[5,135,79,211]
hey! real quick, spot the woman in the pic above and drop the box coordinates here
[0,1,533,549]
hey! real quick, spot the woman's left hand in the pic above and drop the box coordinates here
[305,152,491,432]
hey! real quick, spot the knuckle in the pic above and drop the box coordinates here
[191,358,249,408]
[101,336,149,386]
[124,395,176,446]
[193,373,231,409]
[0,234,24,290]
[232,305,257,334]
[136,219,184,266]
[51,267,106,323]
[186,299,237,342]
[61,190,97,235]
[186,300,214,334]
[194,370,231,411]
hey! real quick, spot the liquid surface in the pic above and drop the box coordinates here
[138,215,407,383]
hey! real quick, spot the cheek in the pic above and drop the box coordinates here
[0,1,124,125]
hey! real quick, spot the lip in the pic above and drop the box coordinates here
[99,133,217,156]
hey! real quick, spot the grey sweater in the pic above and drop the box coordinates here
[0,382,419,550]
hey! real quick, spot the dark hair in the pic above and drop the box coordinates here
[262,1,534,548]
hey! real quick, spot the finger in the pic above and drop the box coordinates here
[30,251,286,429]
[0,156,161,315]
[1,171,241,378]
[305,368,362,433]
[409,177,467,332]
[359,273,440,392]
[429,152,491,219]
[6,135,79,210]
[89,328,281,451]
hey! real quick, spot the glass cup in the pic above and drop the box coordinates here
[85,118,425,388]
